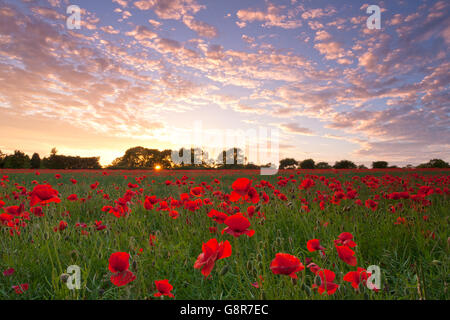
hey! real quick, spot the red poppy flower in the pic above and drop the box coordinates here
[3,268,15,276]
[149,234,157,246]
[262,192,269,203]
[251,275,264,288]
[0,213,13,224]
[12,283,29,294]
[29,184,60,207]
[231,178,251,196]
[365,199,378,211]
[190,186,204,197]
[207,209,228,224]
[336,232,357,247]
[343,268,371,289]
[94,220,107,231]
[31,206,44,217]
[169,209,179,219]
[54,220,68,232]
[4,206,18,216]
[194,238,232,277]
[67,194,78,201]
[307,263,321,275]
[313,269,339,295]
[270,253,304,279]
[299,178,315,190]
[246,205,256,218]
[144,196,154,210]
[90,182,99,190]
[247,187,260,203]
[394,216,406,225]
[307,239,326,253]
[222,213,255,238]
[154,279,174,298]
[5,204,25,216]
[209,227,217,233]
[335,245,357,266]
[108,252,136,286]
[229,178,258,203]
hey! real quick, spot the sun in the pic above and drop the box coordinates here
[154,165,161,170]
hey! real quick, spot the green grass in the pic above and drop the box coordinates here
[0,170,449,300]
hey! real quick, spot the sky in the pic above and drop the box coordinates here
[0,0,449,167]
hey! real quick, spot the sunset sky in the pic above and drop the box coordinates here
[0,0,449,167]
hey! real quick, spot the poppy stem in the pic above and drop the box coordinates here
[233,237,246,297]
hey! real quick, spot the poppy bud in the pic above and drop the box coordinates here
[219,265,229,276]
[256,253,262,262]
[60,273,69,283]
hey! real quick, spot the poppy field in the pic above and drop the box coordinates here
[0,169,449,300]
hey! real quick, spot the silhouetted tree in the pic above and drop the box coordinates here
[43,148,101,169]
[159,149,173,169]
[372,161,388,169]
[299,158,315,169]
[279,158,298,169]
[109,146,172,169]
[334,160,357,169]
[3,150,31,168]
[316,162,331,169]
[30,153,41,169]
[417,159,450,168]
[0,150,5,168]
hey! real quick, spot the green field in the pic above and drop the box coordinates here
[0,169,449,300]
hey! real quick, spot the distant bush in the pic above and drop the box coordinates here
[299,159,315,169]
[31,153,41,169]
[279,158,298,170]
[3,150,31,169]
[417,159,449,168]
[42,153,101,169]
[372,161,388,169]
[316,162,332,169]
[334,160,357,169]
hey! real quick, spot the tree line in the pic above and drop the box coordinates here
[107,146,265,170]
[278,158,450,170]
[0,148,101,169]
[0,147,448,170]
